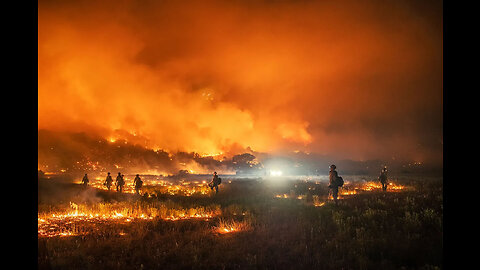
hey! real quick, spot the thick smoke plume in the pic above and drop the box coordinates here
[39,0,442,167]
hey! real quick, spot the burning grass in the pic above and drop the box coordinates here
[38,200,221,238]
[82,177,212,196]
[275,180,411,202]
[214,218,252,234]
[143,180,211,197]
[38,176,442,270]
[313,195,325,207]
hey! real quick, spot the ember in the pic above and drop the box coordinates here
[38,201,220,238]
[340,181,408,196]
[274,180,411,203]
[77,177,213,196]
[215,218,251,235]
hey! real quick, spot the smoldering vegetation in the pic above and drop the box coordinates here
[39,130,441,181]
[38,175,442,270]
[38,129,263,176]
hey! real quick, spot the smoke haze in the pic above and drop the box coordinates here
[38,0,442,171]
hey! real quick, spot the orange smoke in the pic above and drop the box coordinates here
[38,0,442,164]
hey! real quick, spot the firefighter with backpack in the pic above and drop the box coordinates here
[379,166,388,191]
[328,164,343,205]
[104,172,113,191]
[116,172,125,193]
[208,171,221,194]
[133,174,143,195]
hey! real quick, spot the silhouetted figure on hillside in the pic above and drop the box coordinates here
[81,174,89,187]
[104,172,113,191]
[116,172,125,193]
[133,174,143,195]
[328,165,339,205]
[208,172,221,194]
[379,166,388,191]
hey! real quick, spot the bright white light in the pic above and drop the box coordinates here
[270,170,283,176]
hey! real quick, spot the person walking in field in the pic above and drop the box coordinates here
[208,171,221,194]
[104,172,113,191]
[328,165,343,205]
[379,166,388,191]
[133,174,143,195]
[81,173,89,187]
[116,172,125,193]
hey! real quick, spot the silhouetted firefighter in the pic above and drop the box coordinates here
[379,166,388,191]
[81,173,89,187]
[208,171,221,194]
[328,164,343,205]
[116,172,125,193]
[133,174,143,195]
[104,172,113,191]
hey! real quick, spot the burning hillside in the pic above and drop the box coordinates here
[38,129,264,176]
[38,0,443,167]
[39,130,440,179]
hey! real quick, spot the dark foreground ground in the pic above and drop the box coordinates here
[38,175,442,270]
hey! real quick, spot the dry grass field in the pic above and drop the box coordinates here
[38,175,442,270]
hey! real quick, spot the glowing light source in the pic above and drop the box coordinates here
[270,170,282,176]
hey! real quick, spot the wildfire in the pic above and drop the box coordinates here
[274,193,306,200]
[164,213,214,221]
[81,177,213,196]
[215,219,250,234]
[38,201,220,238]
[200,152,224,160]
[219,227,236,234]
[340,181,407,196]
[274,180,410,203]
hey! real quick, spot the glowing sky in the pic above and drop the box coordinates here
[38,0,442,165]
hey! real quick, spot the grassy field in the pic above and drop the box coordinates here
[38,175,442,270]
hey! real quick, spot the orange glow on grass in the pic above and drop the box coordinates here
[215,219,251,235]
[38,201,219,238]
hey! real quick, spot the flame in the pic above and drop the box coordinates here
[38,201,219,238]
[340,180,407,196]
[78,177,213,196]
[215,219,250,235]
[274,180,410,203]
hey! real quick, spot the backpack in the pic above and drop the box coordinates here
[336,176,344,187]
[217,177,222,185]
